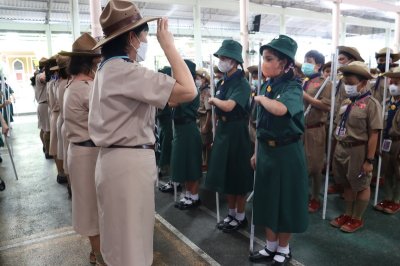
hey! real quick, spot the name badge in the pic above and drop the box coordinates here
[382,139,392,152]
[335,126,346,137]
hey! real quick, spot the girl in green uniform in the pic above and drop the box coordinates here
[170,60,203,209]
[249,35,308,266]
[205,40,253,232]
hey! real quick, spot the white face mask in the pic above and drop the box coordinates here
[195,79,202,88]
[252,80,258,87]
[218,59,233,73]
[130,34,148,62]
[344,84,360,97]
[389,84,400,96]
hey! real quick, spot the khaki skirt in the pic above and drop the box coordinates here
[49,111,59,156]
[96,147,157,266]
[37,103,50,132]
[56,116,64,160]
[68,143,100,236]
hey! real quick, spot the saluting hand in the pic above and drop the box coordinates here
[157,18,175,51]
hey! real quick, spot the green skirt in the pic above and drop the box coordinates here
[205,120,253,195]
[253,140,309,233]
[170,122,202,183]
[158,120,173,168]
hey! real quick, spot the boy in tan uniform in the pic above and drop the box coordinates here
[302,50,332,212]
[330,61,382,233]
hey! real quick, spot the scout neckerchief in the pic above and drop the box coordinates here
[337,91,371,135]
[98,56,132,71]
[256,75,287,130]
[384,98,400,138]
[373,74,383,91]
[302,72,321,91]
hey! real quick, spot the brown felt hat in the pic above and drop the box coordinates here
[338,61,373,80]
[338,46,364,62]
[375,47,400,62]
[59,33,101,57]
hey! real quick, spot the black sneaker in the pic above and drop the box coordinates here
[222,217,248,233]
[272,251,292,265]
[0,156,3,163]
[249,248,275,263]
[45,153,53,159]
[0,178,5,191]
[216,215,234,230]
[177,198,201,210]
[57,174,68,184]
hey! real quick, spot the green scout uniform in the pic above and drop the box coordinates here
[333,90,383,192]
[156,105,173,169]
[170,92,202,183]
[205,70,253,195]
[253,77,308,233]
[381,97,400,203]
[303,75,332,198]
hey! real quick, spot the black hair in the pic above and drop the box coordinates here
[305,50,325,71]
[101,23,149,60]
[260,46,295,80]
[58,67,69,79]
[339,51,356,61]
[44,60,57,82]
[68,56,97,76]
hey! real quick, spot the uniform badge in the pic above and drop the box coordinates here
[276,94,281,99]
[391,104,396,110]
[267,86,272,92]
[356,102,366,109]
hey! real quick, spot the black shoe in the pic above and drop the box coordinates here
[177,198,201,210]
[222,217,248,233]
[45,153,53,159]
[159,181,181,193]
[42,146,45,153]
[216,215,234,230]
[0,156,3,163]
[0,178,5,191]
[57,175,68,184]
[272,251,292,265]
[249,248,275,263]
[67,184,72,199]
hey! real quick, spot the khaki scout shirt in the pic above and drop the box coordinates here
[370,75,389,106]
[58,79,70,119]
[52,79,68,113]
[334,91,383,142]
[47,79,56,111]
[198,86,211,115]
[387,99,400,137]
[88,58,175,147]
[34,74,47,103]
[64,80,93,143]
[304,76,332,126]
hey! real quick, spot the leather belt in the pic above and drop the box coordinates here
[339,140,367,148]
[74,139,97,147]
[218,115,248,123]
[306,122,325,129]
[263,135,301,148]
[173,117,196,125]
[108,144,155,150]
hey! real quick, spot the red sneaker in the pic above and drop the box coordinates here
[374,200,391,211]
[383,202,400,214]
[330,214,351,228]
[308,199,321,213]
[340,218,364,233]
[328,184,344,194]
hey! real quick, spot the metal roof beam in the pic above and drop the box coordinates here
[45,0,51,24]
[338,0,400,13]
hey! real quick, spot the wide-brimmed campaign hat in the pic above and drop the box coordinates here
[39,57,48,67]
[93,0,159,50]
[260,35,297,63]
[247,65,258,74]
[50,55,70,71]
[383,66,400,78]
[338,61,373,80]
[59,33,101,57]
[337,46,364,62]
[214,40,243,64]
[375,47,400,62]
[196,69,210,82]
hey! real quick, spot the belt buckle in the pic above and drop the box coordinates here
[267,140,276,147]
[221,116,227,122]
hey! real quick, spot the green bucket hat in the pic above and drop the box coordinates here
[214,40,243,64]
[158,66,171,77]
[260,35,297,62]
[184,59,197,78]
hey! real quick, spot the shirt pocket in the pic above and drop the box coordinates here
[347,106,367,130]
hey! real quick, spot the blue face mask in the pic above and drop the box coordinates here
[301,63,316,76]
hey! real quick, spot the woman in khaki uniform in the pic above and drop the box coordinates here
[49,56,69,184]
[330,61,382,233]
[88,1,197,265]
[61,33,103,265]
[375,67,400,214]
[301,50,332,213]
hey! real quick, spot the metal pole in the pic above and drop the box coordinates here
[193,0,203,68]
[249,42,262,253]
[374,48,391,205]
[322,50,338,220]
[89,0,103,39]
[240,0,249,69]
[394,12,400,51]
[70,0,81,41]
[170,68,179,203]
[332,1,340,52]
[209,54,220,223]
[304,78,330,117]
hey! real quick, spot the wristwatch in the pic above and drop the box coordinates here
[365,158,375,164]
